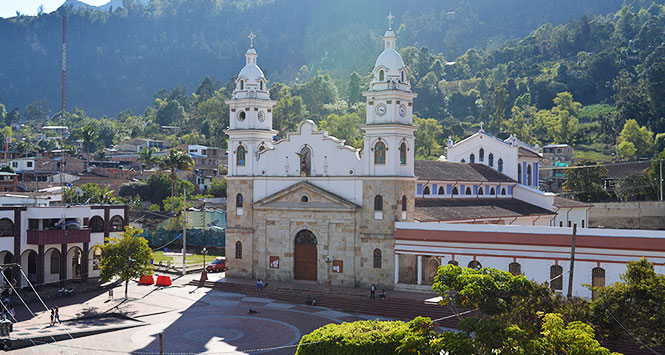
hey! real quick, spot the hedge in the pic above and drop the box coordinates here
[295,319,413,355]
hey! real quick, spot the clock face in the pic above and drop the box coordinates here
[375,103,387,117]
[258,111,265,122]
[399,104,407,118]
[237,111,246,121]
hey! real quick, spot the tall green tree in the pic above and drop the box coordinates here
[138,147,160,171]
[550,92,581,144]
[97,226,153,299]
[159,149,194,211]
[563,160,611,202]
[414,117,443,160]
[76,124,99,160]
[617,119,654,159]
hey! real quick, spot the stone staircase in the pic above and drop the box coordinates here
[189,280,462,328]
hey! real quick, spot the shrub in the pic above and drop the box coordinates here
[296,319,413,355]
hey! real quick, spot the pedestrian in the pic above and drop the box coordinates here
[370,284,376,299]
[256,279,261,290]
[379,289,387,299]
[50,308,55,326]
[54,306,61,324]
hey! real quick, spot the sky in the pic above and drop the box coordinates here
[0,0,108,18]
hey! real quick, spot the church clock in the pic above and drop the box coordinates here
[399,104,406,118]
[375,103,387,117]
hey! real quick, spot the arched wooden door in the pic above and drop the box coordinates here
[294,230,317,281]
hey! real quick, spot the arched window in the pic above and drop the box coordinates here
[401,196,407,211]
[469,153,475,163]
[550,265,563,290]
[527,164,532,186]
[110,216,124,232]
[498,158,503,172]
[239,80,244,90]
[401,71,405,82]
[592,267,605,300]
[374,142,386,165]
[373,249,382,268]
[379,70,384,81]
[0,219,13,237]
[448,260,458,266]
[237,146,246,166]
[235,241,242,259]
[582,220,585,228]
[423,186,430,195]
[477,187,484,196]
[438,186,445,195]
[501,187,506,195]
[468,260,482,270]
[509,262,521,276]
[479,148,484,162]
[452,187,459,195]
[399,142,407,165]
[465,187,472,195]
[489,153,494,167]
[50,250,60,274]
[374,195,383,211]
[259,81,263,90]
[236,194,243,208]
[89,216,104,233]
[490,187,496,195]
[518,164,522,184]
[301,195,309,203]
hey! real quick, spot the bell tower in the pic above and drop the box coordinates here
[225,32,277,177]
[362,13,418,177]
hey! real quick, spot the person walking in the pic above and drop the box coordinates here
[49,308,55,326]
[54,307,61,324]
[370,284,376,299]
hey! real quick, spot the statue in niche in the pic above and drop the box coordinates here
[296,146,311,177]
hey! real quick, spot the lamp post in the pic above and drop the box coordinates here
[201,247,207,269]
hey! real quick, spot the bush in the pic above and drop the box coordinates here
[209,178,226,197]
[296,320,413,355]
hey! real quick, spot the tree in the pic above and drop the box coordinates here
[97,226,153,299]
[209,178,227,198]
[617,119,654,159]
[563,160,611,202]
[591,258,665,348]
[159,149,194,211]
[138,147,160,171]
[318,109,364,148]
[76,124,99,160]
[346,72,364,104]
[414,117,443,160]
[549,92,581,144]
[273,94,307,135]
[156,99,187,126]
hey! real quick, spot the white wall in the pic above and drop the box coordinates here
[447,133,518,180]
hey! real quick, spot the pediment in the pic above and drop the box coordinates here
[254,181,359,211]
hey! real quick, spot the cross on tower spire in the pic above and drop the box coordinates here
[386,10,394,30]
[248,32,256,48]
[479,121,485,132]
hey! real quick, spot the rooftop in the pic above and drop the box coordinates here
[553,196,591,208]
[415,160,514,182]
[414,198,554,222]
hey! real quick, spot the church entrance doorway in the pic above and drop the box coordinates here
[294,230,317,281]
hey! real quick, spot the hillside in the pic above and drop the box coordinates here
[0,0,625,117]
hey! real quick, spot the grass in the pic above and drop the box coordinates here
[574,143,614,163]
[152,251,224,265]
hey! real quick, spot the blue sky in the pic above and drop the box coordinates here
[0,1,108,18]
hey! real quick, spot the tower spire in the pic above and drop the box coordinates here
[248,32,256,48]
[386,10,394,30]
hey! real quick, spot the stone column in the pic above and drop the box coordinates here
[81,242,89,284]
[60,243,67,287]
[37,245,45,286]
[394,253,400,285]
[417,255,422,285]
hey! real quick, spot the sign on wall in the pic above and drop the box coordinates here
[332,260,343,273]
[269,256,279,268]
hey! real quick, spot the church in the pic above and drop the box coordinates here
[224,20,590,289]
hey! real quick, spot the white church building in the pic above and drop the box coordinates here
[223,22,665,296]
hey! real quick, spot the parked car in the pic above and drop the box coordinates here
[206,257,226,272]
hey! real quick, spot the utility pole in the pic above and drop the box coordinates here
[567,224,577,299]
[182,187,187,276]
[660,159,663,202]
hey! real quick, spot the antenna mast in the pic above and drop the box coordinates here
[61,16,67,118]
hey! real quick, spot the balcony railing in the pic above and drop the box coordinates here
[27,229,91,245]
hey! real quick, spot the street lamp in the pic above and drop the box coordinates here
[201,247,208,269]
